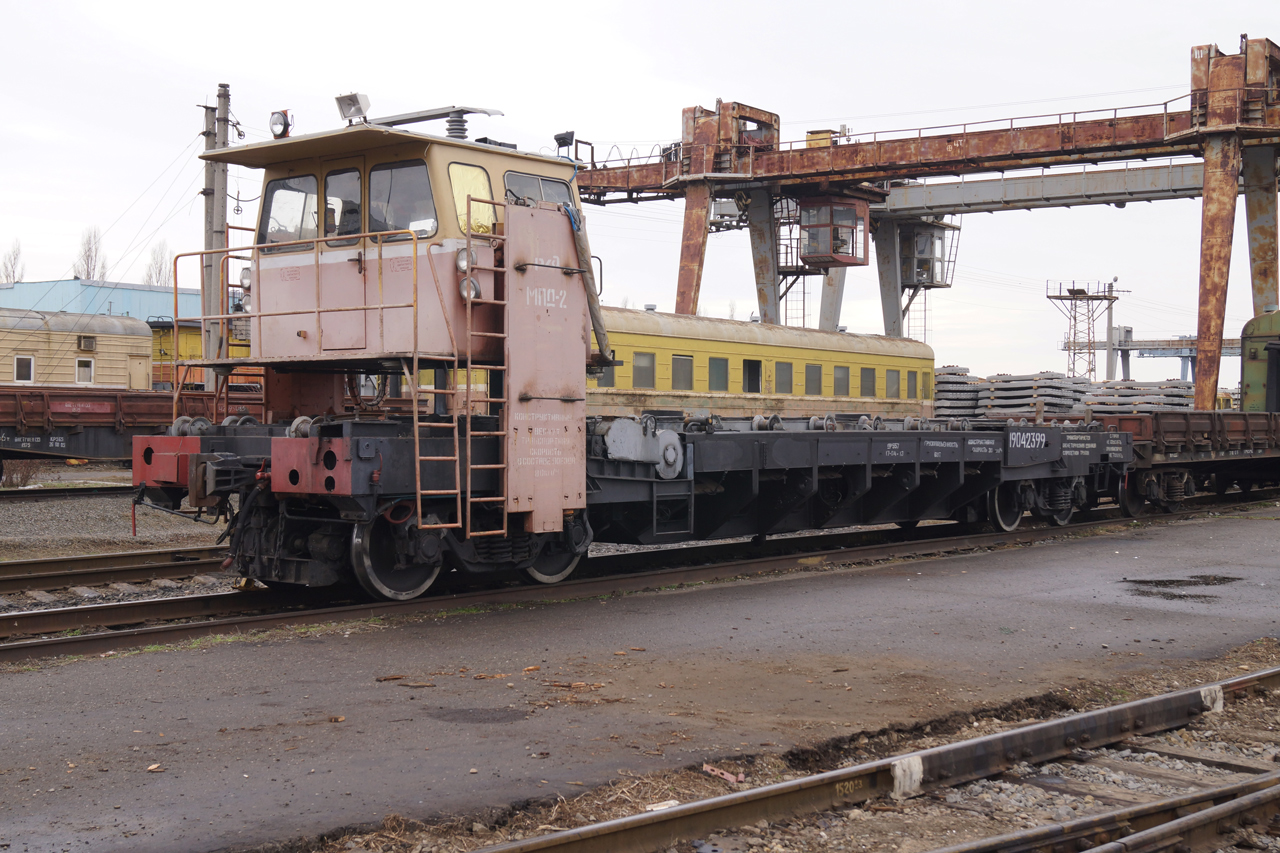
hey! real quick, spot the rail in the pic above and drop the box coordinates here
[2,487,1273,661]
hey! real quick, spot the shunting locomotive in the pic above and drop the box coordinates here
[135,97,1275,601]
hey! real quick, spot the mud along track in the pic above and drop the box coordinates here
[0,545,227,594]
[1,491,1275,664]
[464,667,1280,853]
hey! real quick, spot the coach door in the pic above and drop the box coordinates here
[318,159,367,351]
[127,355,149,390]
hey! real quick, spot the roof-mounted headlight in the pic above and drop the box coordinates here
[269,110,291,139]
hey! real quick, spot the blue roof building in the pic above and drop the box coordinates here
[0,279,200,322]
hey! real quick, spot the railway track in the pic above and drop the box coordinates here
[0,489,1274,663]
[454,666,1280,853]
[0,545,226,595]
[0,484,135,502]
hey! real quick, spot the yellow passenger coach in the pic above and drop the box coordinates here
[589,307,934,419]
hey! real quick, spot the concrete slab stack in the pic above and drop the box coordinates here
[933,366,982,418]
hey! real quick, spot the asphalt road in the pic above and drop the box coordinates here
[2,508,1277,852]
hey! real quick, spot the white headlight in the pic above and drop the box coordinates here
[269,110,291,139]
[458,277,480,299]
[456,248,477,273]
[239,268,251,288]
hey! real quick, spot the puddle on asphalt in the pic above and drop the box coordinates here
[1123,574,1242,602]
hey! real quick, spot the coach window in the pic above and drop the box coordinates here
[672,355,694,390]
[258,175,318,253]
[709,357,729,392]
[907,371,918,399]
[805,364,822,395]
[860,367,876,397]
[743,359,761,393]
[324,169,362,247]
[921,371,932,399]
[449,163,497,234]
[776,362,793,394]
[504,171,573,205]
[633,352,655,389]
[886,369,901,399]
[834,365,850,396]
[369,161,438,240]
[13,355,33,383]
[76,358,94,384]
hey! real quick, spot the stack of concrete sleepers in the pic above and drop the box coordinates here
[1079,380,1194,413]
[933,366,982,418]
[976,372,1088,416]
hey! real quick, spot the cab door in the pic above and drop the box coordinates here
[318,159,366,351]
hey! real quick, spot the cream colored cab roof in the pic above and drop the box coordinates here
[601,306,934,360]
[200,123,565,170]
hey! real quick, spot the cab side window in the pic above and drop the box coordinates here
[258,175,318,253]
[324,169,361,246]
[449,163,497,234]
[504,171,572,205]
[369,161,438,240]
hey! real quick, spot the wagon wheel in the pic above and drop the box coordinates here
[987,481,1022,532]
[524,517,590,584]
[1119,474,1146,518]
[524,550,582,585]
[1046,505,1074,526]
[350,516,439,600]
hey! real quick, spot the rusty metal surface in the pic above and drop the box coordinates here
[580,110,1209,194]
[675,182,712,315]
[1194,133,1243,409]
[1243,146,1279,314]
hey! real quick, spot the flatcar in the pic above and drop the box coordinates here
[589,307,933,419]
[130,101,1280,602]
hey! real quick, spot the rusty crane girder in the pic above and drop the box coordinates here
[577,36,1280,411]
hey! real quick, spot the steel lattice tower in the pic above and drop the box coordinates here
[1046,281,1118,379]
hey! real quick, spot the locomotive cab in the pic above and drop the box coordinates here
[134,107,605,598]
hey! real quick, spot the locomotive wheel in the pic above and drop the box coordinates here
[987,481,1022,532]
[351,517,439,600]
[524,550,581,585]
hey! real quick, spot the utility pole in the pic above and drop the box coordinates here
[202,84,230,362]
[1105,276,1118,380]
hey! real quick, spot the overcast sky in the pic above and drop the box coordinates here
[2,1,1275,385]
